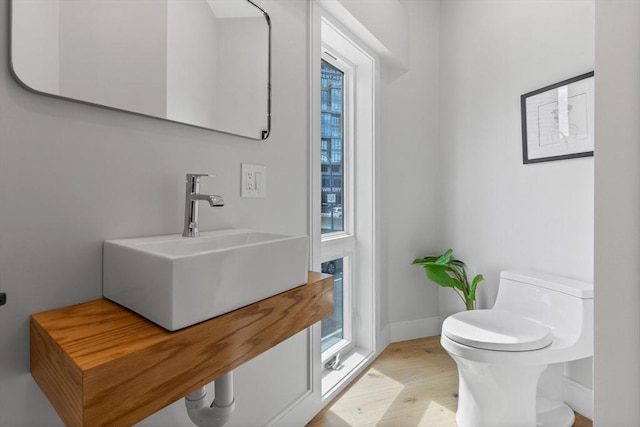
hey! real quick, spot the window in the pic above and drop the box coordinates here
[320,258,347,352]
[320,58,347,236]
[319,54,352,360]
[311,10,376,401]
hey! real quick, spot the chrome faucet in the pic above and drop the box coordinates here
[182,174,224,237]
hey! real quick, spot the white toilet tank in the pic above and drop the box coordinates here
[493,271,593,340]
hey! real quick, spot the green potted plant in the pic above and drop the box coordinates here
[412,249,484,310]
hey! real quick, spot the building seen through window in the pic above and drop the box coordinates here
[320,60,344,234]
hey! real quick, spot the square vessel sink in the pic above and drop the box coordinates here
[103,229,309,331]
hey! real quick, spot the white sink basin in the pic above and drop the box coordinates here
[103,229,309,331]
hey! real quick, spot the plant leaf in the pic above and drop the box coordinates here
[435,249,453,265]
[412,256,439,265]
[424,264,465,293]
[468,274,484,301]
[450,259,466,268]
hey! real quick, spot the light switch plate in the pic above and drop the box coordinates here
[241,163,266,198]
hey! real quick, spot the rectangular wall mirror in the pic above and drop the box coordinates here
[10,0,271,140]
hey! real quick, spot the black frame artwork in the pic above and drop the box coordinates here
[521,71,595,164]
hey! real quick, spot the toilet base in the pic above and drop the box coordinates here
[452,356,576,427]
[537,397,575,427]
[454,359,546,427]
[536,363,575,427]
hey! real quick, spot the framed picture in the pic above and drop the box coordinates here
[521,71,594,164]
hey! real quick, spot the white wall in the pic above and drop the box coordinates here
[439,0,595,313]
[4,0,632,425]
[166,0,219,128]
[380,0,442,340]
[316,0,409,71]
[0,0,315,425]
[438,0,595,403]
[10,0,59,94]
[593,0,640,424]
[214,17,269,138]
[166,4,269,137]
[59,0,168,116]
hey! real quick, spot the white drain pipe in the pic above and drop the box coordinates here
[185,371,236,427]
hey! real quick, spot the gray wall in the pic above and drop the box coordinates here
[0,0,314,425]
[594,0,640,424]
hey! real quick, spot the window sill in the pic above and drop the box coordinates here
[321,347,377,403]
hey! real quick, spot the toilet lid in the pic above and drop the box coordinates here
[442,310,552,351]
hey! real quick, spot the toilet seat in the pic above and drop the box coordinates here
[442,310,552,351]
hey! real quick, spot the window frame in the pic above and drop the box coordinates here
[309,6,379,403]
[319,50,357,364]
[319,255,352,357]
[320,52,354,240]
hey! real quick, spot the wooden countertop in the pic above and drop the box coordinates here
[30,272,333,427]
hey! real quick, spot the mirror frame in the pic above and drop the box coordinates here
[8,0,271,140]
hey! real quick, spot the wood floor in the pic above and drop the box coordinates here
[307,337,592,427]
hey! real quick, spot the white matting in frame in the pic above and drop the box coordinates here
[521,72,594,164]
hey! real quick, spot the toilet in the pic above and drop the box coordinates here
[440,270,593,427]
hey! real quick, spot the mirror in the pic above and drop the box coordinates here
[10,0,271,140]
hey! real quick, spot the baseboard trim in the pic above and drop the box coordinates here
[563,376,593,420]
[389,316,442,343]
[377,325,391,354]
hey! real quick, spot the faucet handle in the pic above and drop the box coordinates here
[186,173,215,182]
[186,174,215,194]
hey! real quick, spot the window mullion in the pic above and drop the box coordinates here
[320,235,355,262]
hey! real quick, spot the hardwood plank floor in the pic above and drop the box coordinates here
[307,337,592,427]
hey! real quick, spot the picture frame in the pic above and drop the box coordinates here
[521,71,595,164]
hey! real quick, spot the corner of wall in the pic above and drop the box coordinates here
[389,316,442,343]
[315,0,408,71]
